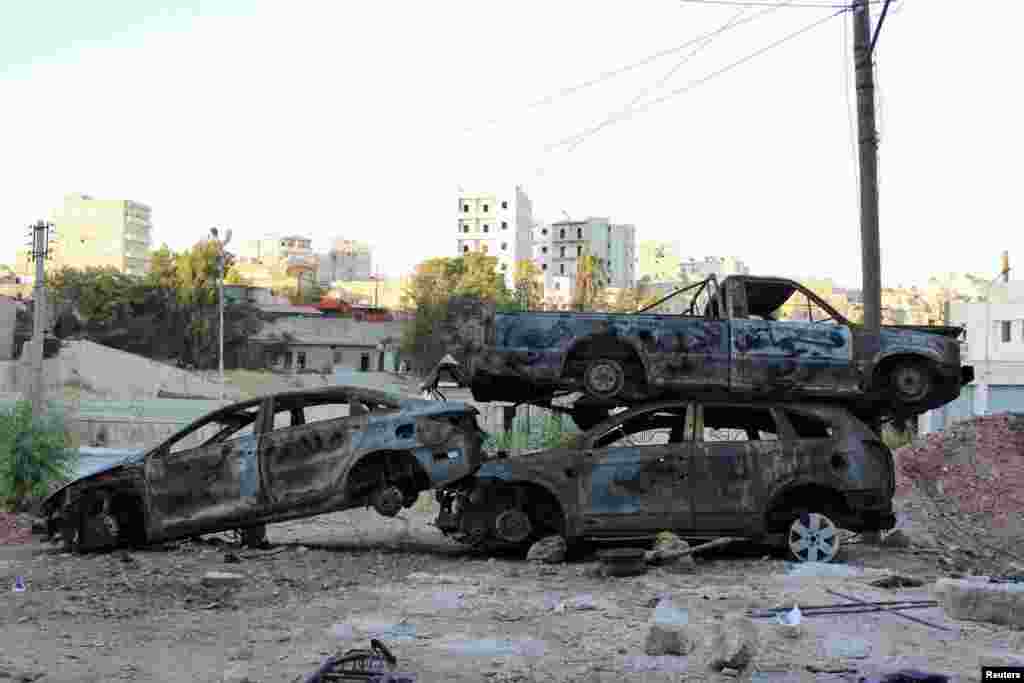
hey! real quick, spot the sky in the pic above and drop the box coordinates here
[1,0,1021,289]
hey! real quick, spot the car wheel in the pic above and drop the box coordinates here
[583,359,626,400]
[887,360,932,405]
[787,511,840,563]
[494,508,532,545]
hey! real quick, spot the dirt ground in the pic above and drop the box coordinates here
[2,496,1023,683]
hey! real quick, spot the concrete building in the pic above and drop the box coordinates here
[317,239,372,284]
[638,240,681,283]
[921,280,1024,433]
[15,193,153,277]
[237,234,315,265]
[679,255,750,280]
[249,318,404,374]
[532,218,636,304]
[456,186,534,289]
[0,296,17,361]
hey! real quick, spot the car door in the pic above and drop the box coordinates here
[578,404,695,538]
[647,279,730,392]
[143,401,266,538]
[689,403,775,534]
[731,284,854,395]
[259,393,369,510]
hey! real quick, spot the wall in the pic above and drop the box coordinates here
[0,298,16,361]
[256,317,404,347]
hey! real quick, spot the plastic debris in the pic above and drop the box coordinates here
[777,604,802,625]
[652,599,689,626]
[822,633,871,659]
[366,621,416,641]
[784,561,863,577]
[13,576,26,593]
[622,655,689,673]
[444,639,520,657]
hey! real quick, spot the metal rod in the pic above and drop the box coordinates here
[751,599,937,613]
[825,588,953,632]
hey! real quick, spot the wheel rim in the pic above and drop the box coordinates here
[788,512,839,562]
[494,509,532,544]
[586,361,623,397]
[892,365,928,402]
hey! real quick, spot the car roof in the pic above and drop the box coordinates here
[589,399,856,432]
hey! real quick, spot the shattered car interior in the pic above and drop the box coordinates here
[41,387,486,553]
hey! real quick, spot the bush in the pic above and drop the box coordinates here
[0,401,78,510]
[485,414,578,453]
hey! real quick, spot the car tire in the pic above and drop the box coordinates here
[582,359,626,400]
[885,360,933,405]
[785,510,841,563]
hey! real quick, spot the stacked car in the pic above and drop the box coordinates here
[429,274,973,562]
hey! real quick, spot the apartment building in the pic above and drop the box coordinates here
[680,255,750,280]
[455,186,534,289]
[638,240,682,283]
[317,239,373,285]
[532,218,636,302]
[16,193,153,278]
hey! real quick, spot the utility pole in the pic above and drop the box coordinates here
[27,221,53,418]
[854,0,882,334]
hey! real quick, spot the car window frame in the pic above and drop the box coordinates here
[585,402,694,449]
[694,403,784,444]
[156,399,266,457]
[774,407,839,441]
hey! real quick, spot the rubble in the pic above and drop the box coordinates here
[709,613,759,673]
[0,512,33,545]
[200,571,246,587]
[645,601,694,656]
[882,529,912,548]
[526,536,566,564]
[934,577,1024,627]
[644,532,696,572]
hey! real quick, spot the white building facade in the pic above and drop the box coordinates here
[317,239,373,284]
[680,255,750,280]
[920,280,1024,433]
[456,186,534,289]
[531,217,636,306]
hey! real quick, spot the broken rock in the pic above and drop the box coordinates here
[934,578,1024,627]
[645,532,697,572]
[527,536,566,564]
[709,613,759,673]
[882,530,912,549]
[201,571,245,587]
[644,623,694,656]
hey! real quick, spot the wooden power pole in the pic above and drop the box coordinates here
[28,221,53,418]
[854,0,882,334]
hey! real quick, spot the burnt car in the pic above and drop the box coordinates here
[41,386,485,552]
[467,275,972,427]
[436,400,895,562]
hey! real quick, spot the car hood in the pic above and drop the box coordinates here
[42,447,148,512]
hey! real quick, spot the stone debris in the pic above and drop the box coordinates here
[526,535,566,564]
[644,600,694,656]
[709,613,759,673]
[644,532,696,572]
[200,571,245,587]
[934,577,1024,627]
[881,529,912,549]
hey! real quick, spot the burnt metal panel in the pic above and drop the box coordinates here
[730,319,855,394]
[689,441,767,532]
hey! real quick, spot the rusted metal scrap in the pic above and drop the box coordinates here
[303,639,416,683]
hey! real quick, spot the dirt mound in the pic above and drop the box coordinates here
[893,413,1024,565]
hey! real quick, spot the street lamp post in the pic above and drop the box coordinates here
[210,227,232,401]
[983,267,1011,416]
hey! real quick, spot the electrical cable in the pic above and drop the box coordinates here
[676,0,882,7]
[566,6,752,152]
[546,6,847,153]
[461,8,790,137]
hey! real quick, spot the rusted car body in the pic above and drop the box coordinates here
[467,275,972,421]
[435,400,895,558]
[41,387,485,552]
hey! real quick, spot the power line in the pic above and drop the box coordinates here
[676,0,881,7]
[547,6,847,153]
[567,6,753,152]
[461,8,794,138]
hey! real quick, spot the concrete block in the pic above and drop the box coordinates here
[201,571,246,587]
[709,613,759,672]
[934,578,1024,627]
[644,623,695,656]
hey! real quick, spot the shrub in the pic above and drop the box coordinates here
[0,401,78,510]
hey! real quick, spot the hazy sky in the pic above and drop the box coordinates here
[1,1,1021,288]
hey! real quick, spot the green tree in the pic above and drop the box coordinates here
[573,249,609,312]
[224,267,251,286]
[514,259,544,311]
[47,266,146,326]
[0,401,77,508]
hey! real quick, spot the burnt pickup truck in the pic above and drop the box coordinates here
[467,275,972,425]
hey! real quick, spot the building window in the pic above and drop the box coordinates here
[297,352,307,370]
[541,246,548,254]
[501,242,508,250]
[542,264,548,271]
[577,245,582,256]
[577,228,583,239]
[360,353,370,371]
[482,204,489,212]
[501,200,508,209]
[462,224,469,233]
[560,246,566,258]
[333,349,342,363]
[482,245,488,254]
[1002,320,1012,343]
[462,204,469,213]
[542,228,548,236]
[554,281,560,290]
[463,245,470,253]
[560,264,565,275]
[483,224,489,232]
[559,228,566,239]
[501,262,507,271]
[501,221,508,230]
